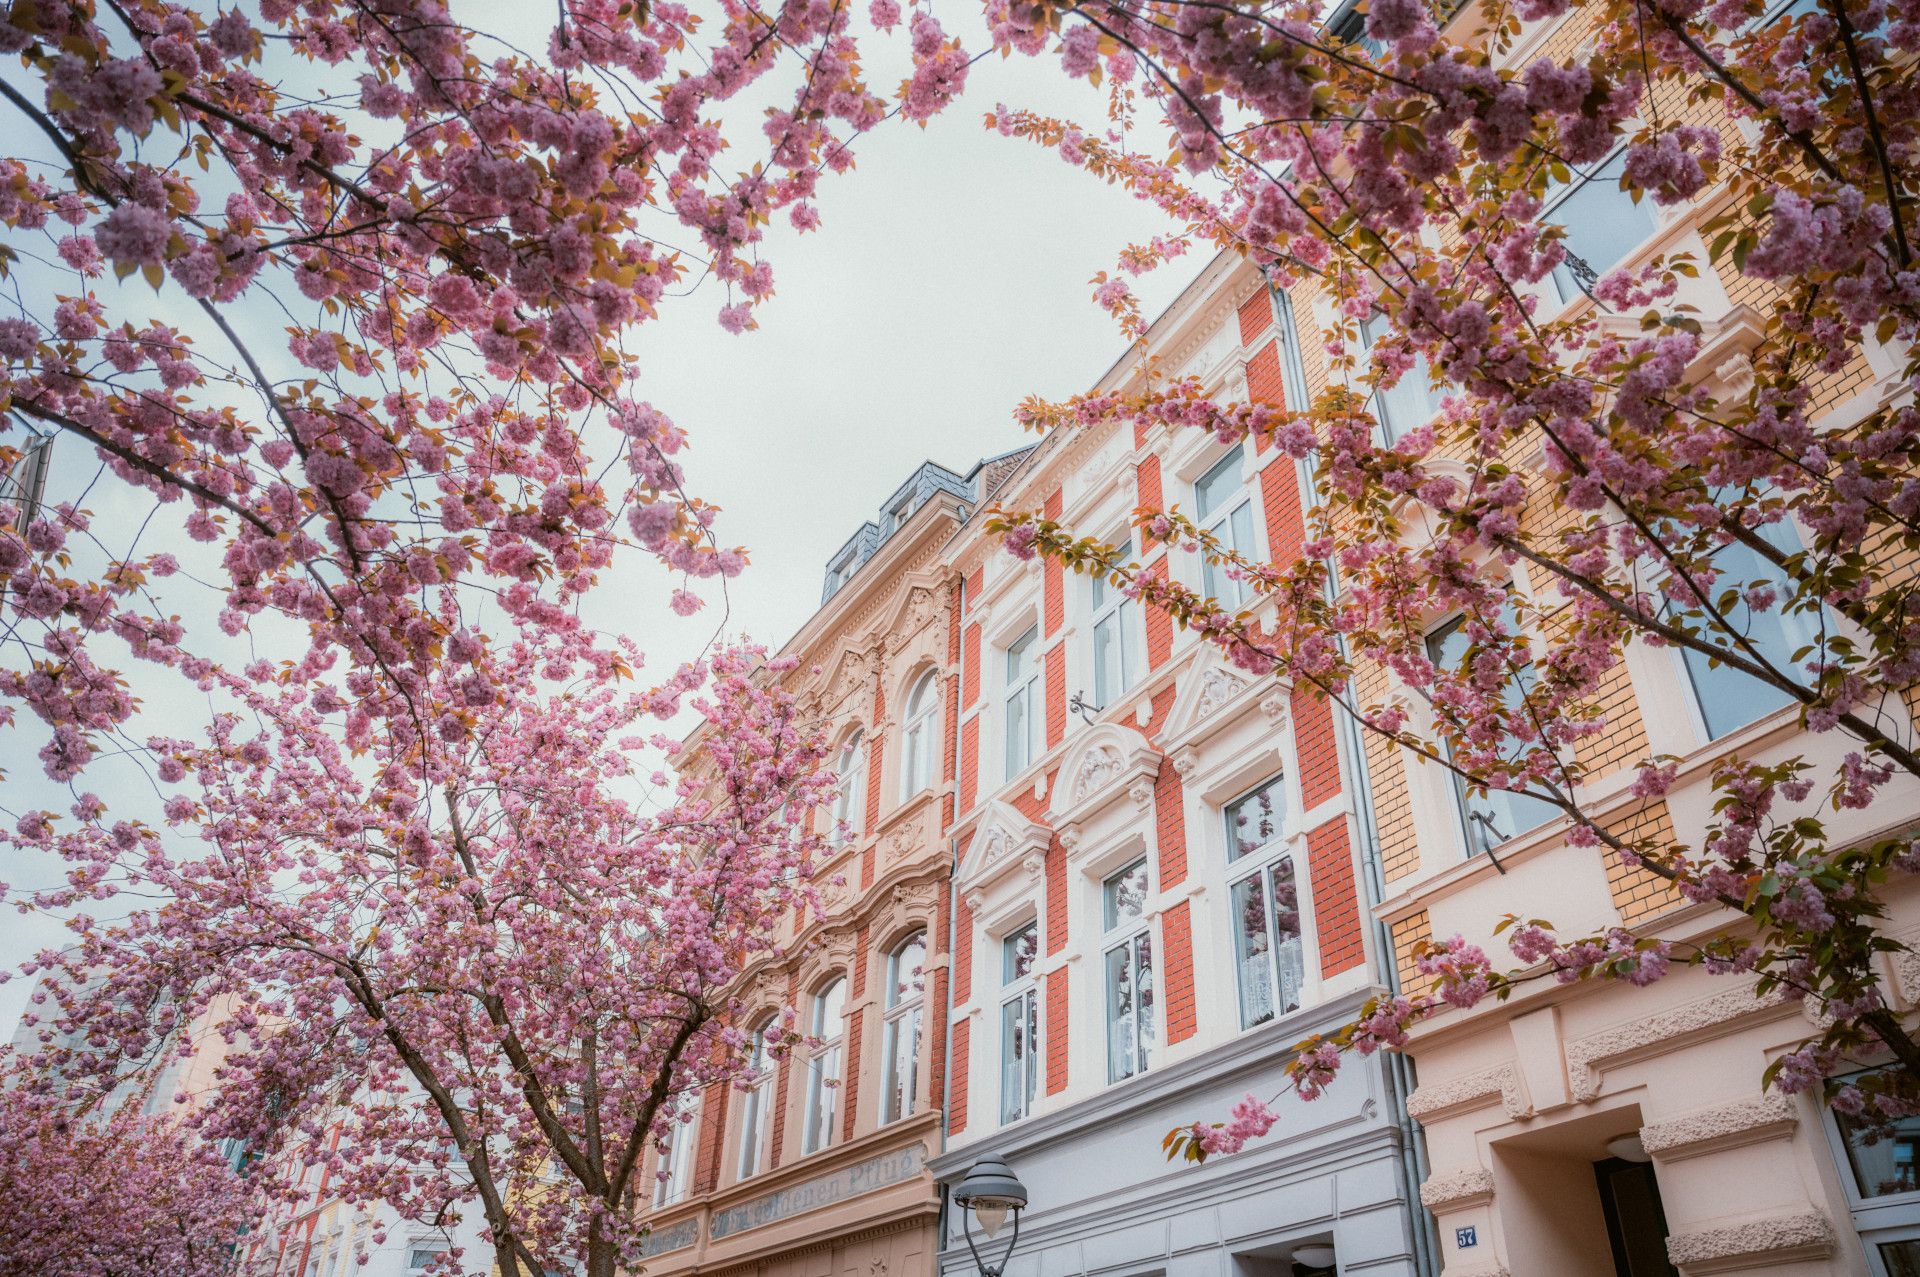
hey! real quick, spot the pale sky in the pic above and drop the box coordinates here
[0,26,1196,1036]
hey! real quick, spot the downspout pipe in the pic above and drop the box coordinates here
[935,565,969,1276]
[1268,275,1440,1277]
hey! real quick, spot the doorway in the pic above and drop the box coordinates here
[1594,1157,1679,1277]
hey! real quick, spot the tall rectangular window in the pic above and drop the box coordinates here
[881,933,926,1124]
[1359,311,1443,445]
[802,978,846,1155]
[1669,508,1813,740]
[1102,859,1155,1083]
[652,1093,698,1208]
[1225,776,1307,1028]
[1546,150,1660,304]
[735,1025,774,1180]
[1196,447,1257,609]
[1091,532,1142,709]
[1425,614,1560,856]
[1822,1067,1920,1272]
[998,922,1039,1125]
[1004,626,1040,778]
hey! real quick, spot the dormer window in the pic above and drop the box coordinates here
[889,493,916,532]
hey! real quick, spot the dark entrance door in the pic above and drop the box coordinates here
[1593,1157,1679,1277]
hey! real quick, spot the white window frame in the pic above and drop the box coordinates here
[1195,446,1257,609]
[405,1242,449,1274]
[831,731,865,846]
[735,1022,774,1181]
[1542,145,1661,306]
[1423,611,1561,858]
[1819,1066,1920,1275]
[1224,775,1311,1029]
[1663,505,1818,744]
[900,673,938,799]
[652,1092,699,1208]
[1003,626,1041,779]
[998,921,1040,1125]
[880,932,927,1124]
[1357,311,1444,445]
[802,976,847,1155]
[1090,530,1143,710]
[1100,858,1155,1084]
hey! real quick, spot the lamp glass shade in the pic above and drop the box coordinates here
[975,1203,1009,1238]
[1291,1244,1337,1268]
[1605,1133,1650,1163]
[955,1153,1028,1217]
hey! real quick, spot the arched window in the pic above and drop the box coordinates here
[802,976,847,1155]
[831,732,865,846]
[900,673,938,799]
[736,1020,775,1181]
[880,931,927,1123]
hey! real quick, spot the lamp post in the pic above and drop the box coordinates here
[952,1154,1027,1277]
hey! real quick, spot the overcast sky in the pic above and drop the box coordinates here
[0,29,1197,1037]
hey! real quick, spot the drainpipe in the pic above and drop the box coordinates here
[1268,275,1441,1277]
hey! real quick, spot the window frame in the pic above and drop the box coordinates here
[734,1020,775,1182]
[1541,145,1662,305]
[1422,610,1562,859]
[1100,858,1155,1084]
[1003,626,1041,779]
[830,731,865,846]
[900,673,939,800]
[651,1091,700,1209]
[997,921,1040,1125]
[801,976,847,1156]
[1090,530,1143,710]
[1818,1066,1920,1274]
[1195,446,1257,609]
[1356,310,1445,446]
[1223,775,1311,1030]
[880,931,927,1125]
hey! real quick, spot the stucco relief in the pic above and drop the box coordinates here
[882,816,924,869]
[1405,1063,1533,1123]
[1565,983,1788,1103]
[1890,925,1920,1007]
[1638,1093,1797,1161]
[1073,745,1124,802]
[1663,1209,1831,1271]
[1258,688,1289,725]
[1419,1165,1494,1212]
[1127,777,1155,810]
[1194,667,1247,720]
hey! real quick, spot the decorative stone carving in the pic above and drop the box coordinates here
[1020,848,1046,882]
[1664,1210,1831,1271]
[979,825,1011,867]
[1057,826,1082,855]
[1639,1093,1797,1161]
[892,880,939,914]
[1419,1165,1494,1212]
[882,816,923,867]
[1194,666,1246,720]
[1259,688,1290,726]
[1172,746,1200,782]
[1405,1063,1533,1123]
[819,926,858,969]
[1566,984,1788,1103]
[1128,778,1155,811]
[1072,744,1124,802]
[1892,927,1920,1007]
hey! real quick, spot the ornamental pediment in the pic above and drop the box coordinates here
[1047,724,1161,835]
[957,800,1050,901]
[1158,653,1290,754]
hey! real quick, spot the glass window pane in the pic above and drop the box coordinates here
[888,935,926,1008]
[1003,923,1037,983]
[1007,626,1036,679]
[999,993,1035,1125]
[1093,615,1118,706]
[1674,524,1810,739]
[1134,932,1155,1069]
[1196,447,1245,520]
[1232,873,1274,1028]
[1006,684,1030,777]
[1270,858,1305,1016]
[1426,614,1558,852]
[1879,1241,1920,1277]
[1226,776,1288,861]
[1549,151,1659,301]
[882,1006,922,1121]
[1838,1105,1920,1199]
[813,978,845,1036]
[1103,860,1148,930]
[1105,943,1136,1083]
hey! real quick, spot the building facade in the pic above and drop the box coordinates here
[634,455,1028,1277]
[928,254,1424,1277]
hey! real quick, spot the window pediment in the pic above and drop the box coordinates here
[1049,725,1161,839]
[958,801,1051,905]
[1159,657,1289,754]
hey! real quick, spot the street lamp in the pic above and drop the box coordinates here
[953,1154,1027,1277]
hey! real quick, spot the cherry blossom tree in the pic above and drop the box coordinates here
[976,0,1920,1152]
[8,634,831,1276]
[0,1054,249,1277]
